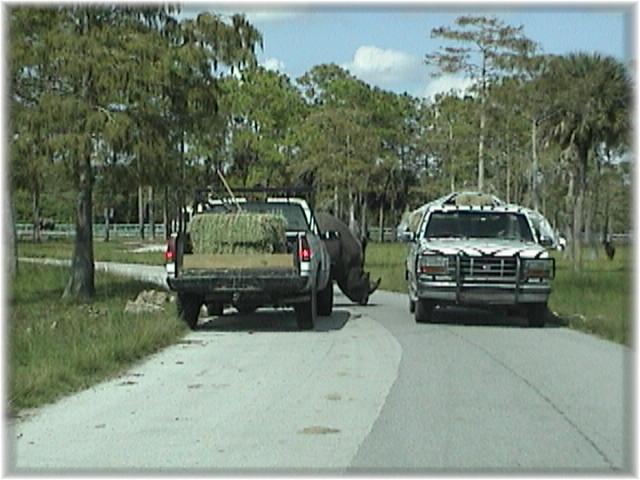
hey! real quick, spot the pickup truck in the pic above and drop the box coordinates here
[403,192,555,327]
[165,188,334,330]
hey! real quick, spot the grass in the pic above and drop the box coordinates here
[365,242,631,345]
[18,237,164,265]
[9,262,187,413]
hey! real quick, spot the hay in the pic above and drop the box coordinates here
[189,212,287,254]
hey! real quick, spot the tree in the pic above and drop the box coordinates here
[543,53,631,270]
[426,15,537,191]
[9,7,262,299]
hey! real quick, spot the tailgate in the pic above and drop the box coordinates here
[182,253,295,272]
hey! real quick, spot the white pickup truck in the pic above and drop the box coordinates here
[403,192,555,327]
[165,188,334,330]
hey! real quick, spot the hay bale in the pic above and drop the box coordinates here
[189,212,287,254]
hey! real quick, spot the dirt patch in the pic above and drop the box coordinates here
[325,393,342,401]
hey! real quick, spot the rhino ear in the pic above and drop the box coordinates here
[369,277,381,294]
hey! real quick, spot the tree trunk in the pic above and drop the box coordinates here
[477,83,486,191]
[6,185,17,278]
[506,155,511,204]
[378,202,384,243]
[360,193,367,240]
[164,186,170,239]
[149,185,155,240]
[531,118,539,211]
[138,184,145,240]
[333,185,339,217]
[63,152,95,300]
[32,188,41,243]
[104,207,110,242]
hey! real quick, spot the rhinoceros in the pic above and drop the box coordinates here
[316,212,381,305]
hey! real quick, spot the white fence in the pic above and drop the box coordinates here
[16,223,167,239]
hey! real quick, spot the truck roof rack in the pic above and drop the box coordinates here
[194,186,314,208]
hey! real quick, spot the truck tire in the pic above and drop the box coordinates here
[317,279,333,316]
[409,298,416,313]
[526,303,548,328]
[415,299,434,324]
[295,287,317,330]
[177,293,202,329]
[207,302,223,316]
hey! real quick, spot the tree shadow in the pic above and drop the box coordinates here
[196,309,351,333]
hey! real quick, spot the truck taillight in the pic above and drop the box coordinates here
[165,238,176,263]
[298,236,311,262]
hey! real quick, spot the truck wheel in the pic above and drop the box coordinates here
[177,293,202,329]
[295,288,317,330]
[317,279,333,316]
[415,299,434,324]
[526,303,548,328]
[409,298,416,313]
[207,302,223,316]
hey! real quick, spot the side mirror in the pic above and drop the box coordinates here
[539,234,554,248]
[400,231,416,242]
[321,230,340,241]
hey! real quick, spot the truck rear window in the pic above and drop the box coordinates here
[205,202,310,231]
[425,211,534,242]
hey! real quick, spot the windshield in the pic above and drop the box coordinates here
[205,202,310,231]
[424,211,534,242]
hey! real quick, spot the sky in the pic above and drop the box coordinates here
[181,4,633,100]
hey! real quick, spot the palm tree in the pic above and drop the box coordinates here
[543,53,631,270]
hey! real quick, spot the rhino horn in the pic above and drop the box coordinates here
[369,277,381,295]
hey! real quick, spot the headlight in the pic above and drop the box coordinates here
[523,259,555,279]
[418,255,449,275]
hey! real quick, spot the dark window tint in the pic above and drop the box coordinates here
[425,211,534,241]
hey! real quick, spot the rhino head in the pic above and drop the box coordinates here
[344,271,381,306]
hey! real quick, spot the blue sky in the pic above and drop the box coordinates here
[182,5,632,99]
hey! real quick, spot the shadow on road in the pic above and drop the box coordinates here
[431,306,566,329]
[197,309,351,333]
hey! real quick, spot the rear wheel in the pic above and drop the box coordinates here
[177,293,203,329]
[415,299,435,324]
[317,278,334,316]
[207,302,223,316]
[526,303,548,328]
[295,287,317,330]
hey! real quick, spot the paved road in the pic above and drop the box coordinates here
[11,260,631,473]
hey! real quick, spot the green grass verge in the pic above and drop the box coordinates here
[9,262,187,413]
[365,242,631,345]
[18,237,164,265]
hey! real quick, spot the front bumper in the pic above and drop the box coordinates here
[416,279,550,305]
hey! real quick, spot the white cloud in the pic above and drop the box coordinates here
[262,57,286,72]
[342,45,424,86]
[244,11,302,24]
[423,75,475,101]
